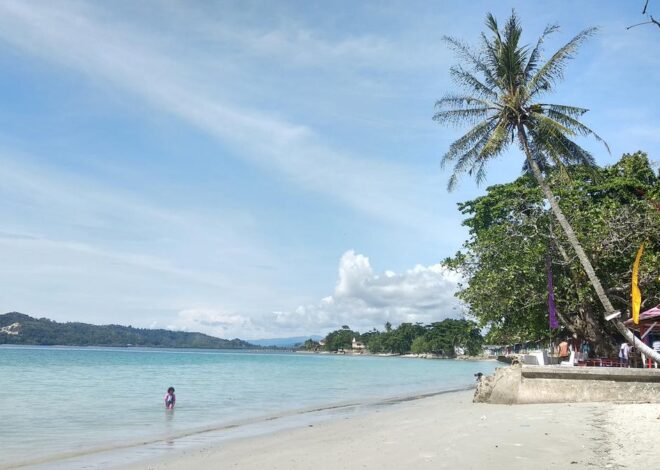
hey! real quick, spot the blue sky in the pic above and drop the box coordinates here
[0,1,658,339]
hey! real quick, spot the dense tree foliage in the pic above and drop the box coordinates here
[410,320,484,357]
[323,325,360,351]
[0,312,254,349]
[323,320,483,357]
[444,153,660,353]
[301,338,320,351]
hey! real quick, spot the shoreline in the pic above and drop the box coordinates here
[296,349,498,361]
[8,386,476,470]
[116,389,660,470]
[11,385,660,470]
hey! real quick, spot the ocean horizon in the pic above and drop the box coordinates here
[0,345,496,469]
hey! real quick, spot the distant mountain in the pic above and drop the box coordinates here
[249,335,323,348]
[0,312,255,349]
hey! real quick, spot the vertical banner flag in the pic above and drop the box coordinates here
[546,255,559,329]
[631,243,645,325]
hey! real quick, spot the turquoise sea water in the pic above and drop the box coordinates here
[0,346,496,468]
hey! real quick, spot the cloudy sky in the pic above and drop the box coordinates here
[0,1,658,339]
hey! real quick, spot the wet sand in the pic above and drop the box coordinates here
[119,389,660,470]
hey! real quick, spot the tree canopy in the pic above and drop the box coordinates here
[444,152,660,353]
[323,320,483,357]
[0,312,254,349]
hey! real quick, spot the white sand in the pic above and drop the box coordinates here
[121,390,660,470]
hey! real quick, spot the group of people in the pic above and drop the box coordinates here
[557,338,658,367]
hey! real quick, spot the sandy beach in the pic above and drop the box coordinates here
[120,389,660,470]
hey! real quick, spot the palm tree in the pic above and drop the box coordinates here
[435,11,660,364]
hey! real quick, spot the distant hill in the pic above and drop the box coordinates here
[0,312,255,349]
[249,335,323,348]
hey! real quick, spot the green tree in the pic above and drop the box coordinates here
[383,322,426,354]
[410,336,429,354]
[366,333,385,353]
[445,153,659,353]
[301,338,320,351]
[324,327,359,351]
[434,11,660,363]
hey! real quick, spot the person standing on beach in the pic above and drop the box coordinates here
[164,387,176,409]
[619,343,630,367]
[579,341,591,361]
[557,339,569,361]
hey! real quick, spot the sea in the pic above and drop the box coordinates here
[0,346,497,469]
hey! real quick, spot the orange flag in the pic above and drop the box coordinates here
[631,243,645,324]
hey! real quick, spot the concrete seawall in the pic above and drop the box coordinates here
[475,364,660,404]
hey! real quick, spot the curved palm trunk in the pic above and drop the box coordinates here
[517,124,660,365]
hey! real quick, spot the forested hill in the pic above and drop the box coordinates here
[0,312,255,349]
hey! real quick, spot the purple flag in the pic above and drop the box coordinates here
[546,255,559,329]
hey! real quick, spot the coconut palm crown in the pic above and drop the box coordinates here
[435,11,608,190]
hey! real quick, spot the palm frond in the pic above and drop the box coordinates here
[521,145,550,174]
[433,107,493,126]
[442,118,497,166]
[479,119,510,160]
[463,120,511,187]
[434,94,497,110]
[442,118,499,190]
[540,103,589,118]
[485,13,501,41]
[523,24,559,81]
[527,120,596,168]
[544,109,610,153]
[551,133,597,167]
[443,35,499,89]
[449,66,498,99]
[446,128,495,190]
[479,32,505,91]
[527,27,597,97]
[528,112,575,137]
[524,127,572,183]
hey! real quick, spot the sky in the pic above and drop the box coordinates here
[0,1,658,340]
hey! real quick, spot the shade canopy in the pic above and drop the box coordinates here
[624,304,660,332]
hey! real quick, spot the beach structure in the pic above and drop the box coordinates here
[482,345,505,357]
[351,337,365,351]
[624,304,660,368]
[475,364,660,404]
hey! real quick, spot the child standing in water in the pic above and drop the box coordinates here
[164,387,176,409]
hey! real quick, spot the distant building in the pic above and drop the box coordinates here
[0,322,20,335]
[352,337,365,350]
[319,339,326,347]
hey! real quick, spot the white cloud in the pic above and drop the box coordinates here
[168,251,462,339]
[268,250,462,334]
[170,309,256,339]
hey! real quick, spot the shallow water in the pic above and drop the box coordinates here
[0,346,496,468]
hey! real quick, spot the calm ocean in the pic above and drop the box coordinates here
[0,346,496,468]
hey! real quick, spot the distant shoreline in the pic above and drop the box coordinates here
[295,349,497,361]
